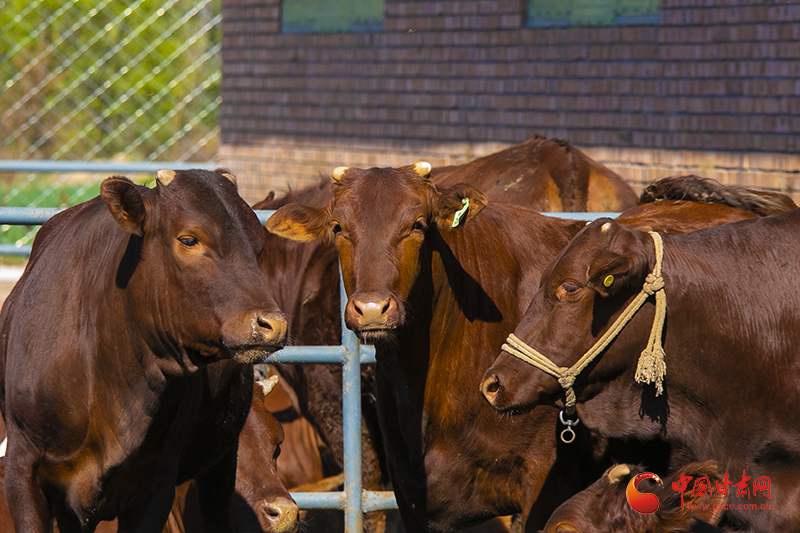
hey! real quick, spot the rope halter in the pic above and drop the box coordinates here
[501,231,667,418]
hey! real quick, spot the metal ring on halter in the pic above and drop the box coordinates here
[559,409,580,444]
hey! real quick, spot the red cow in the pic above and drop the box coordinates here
[432,135,637,212]
[481,212,800,531]
[265,165,793,532]
[0,378,299,533]
[254,183,387,533]
[0,169,289,532]
[543,462,727,533]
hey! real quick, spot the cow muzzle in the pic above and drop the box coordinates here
[480,374,502,407]
[251,311,288,347]
[225,310,288,363]
[344,292,401,341]
[260,496,300,533]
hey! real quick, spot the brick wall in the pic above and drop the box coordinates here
[220,0,800,203]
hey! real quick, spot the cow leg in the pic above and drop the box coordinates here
[5,455,53,533]
[193,443,238,531]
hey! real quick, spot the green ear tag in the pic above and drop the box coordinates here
[452,198,469,228]
[603,275,614,287]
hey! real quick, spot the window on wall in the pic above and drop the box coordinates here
[283,0,384,33]
[527,0,658,27]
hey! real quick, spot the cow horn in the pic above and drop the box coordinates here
[413,161,432,178]
[257,375,280,397]
[156,169,176,186]
[331,166,349,181]
[221,172,237,185]
[607,464,631,484]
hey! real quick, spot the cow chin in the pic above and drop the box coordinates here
[355,327,398,346]
[232,346,283,365]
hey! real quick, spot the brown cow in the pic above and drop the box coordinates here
[265,166,793,532]
[0,169,290,532]
[161,377,300,533]
[617,174,798,233]
[254,183,387,533]
[432,135,637,212]
[0,378,299,533]
[481,213,800,531]
[637,174,796,216]
[543,462,727,533]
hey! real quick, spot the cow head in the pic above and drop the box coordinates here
[543,461,726,533]
[266,163,487,344]
[234,379,300,533]
[100,169,287,366]
[481,219,652,413]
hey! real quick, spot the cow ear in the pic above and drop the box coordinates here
[434,183,488,229]
[266,204,331,242]
[586,249,645,299]
[101,176,146,236]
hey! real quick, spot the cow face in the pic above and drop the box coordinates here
[266,164,487,344]
[101,169,287,366]
[481,219,651,413]
[235,378,300,533]
[543,462,726,533]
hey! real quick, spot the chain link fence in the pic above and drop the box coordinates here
[1,0,221,251]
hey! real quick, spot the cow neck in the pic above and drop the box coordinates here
[377,209,596,527]
[502,232,667,420]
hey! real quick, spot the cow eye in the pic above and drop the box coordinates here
[411,219,427,233]
[562,282,579,293]
[332,223,342,236]
[273,445,281,460]
[179,236,198,247]
[555,281,582,301]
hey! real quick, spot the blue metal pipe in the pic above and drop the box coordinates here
[0,160,216,174]
[0,207,64,225]
[289,491,346,510]
[340,271,364,532]
[288,490,397,513]
[264,345,375,365]
[546,212,620,220]
[0,244,32,256]
[362,491,398,513]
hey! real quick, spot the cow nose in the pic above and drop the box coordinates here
[481,374,501,406]
[260,496,299,532]
[346,293,399,328]
[255,311,288,347]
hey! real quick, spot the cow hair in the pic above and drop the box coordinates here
[638,175,796,216]
[584,462,725,533]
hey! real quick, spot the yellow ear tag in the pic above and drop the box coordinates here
[452,198,469,228]
[603,275,614,287]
